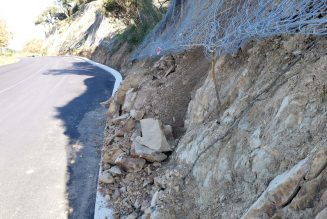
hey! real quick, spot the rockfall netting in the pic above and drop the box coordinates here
[132,0,327,60]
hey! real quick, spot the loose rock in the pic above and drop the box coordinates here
[122,89,137,112]
[136,119,171,152]
[115,154,146,172]
[108,100,120,118]
[108,166,123,176]
[103,148,125,165]
[110,114,130,125]
[124,118,136,132]
[99,171,114,184]
[130,109,145,121]
[131,141,167,162]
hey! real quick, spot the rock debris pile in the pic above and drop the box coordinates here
[98,59,182,218]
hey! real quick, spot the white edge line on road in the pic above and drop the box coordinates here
[74,56,122,219]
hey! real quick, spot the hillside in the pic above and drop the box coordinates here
[45,0,167,70]
[45,1,127,67]
[45,0,327,218]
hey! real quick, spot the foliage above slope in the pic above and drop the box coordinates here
[102,0,165,48]
[35,0,97,27]
[0,19,11,48]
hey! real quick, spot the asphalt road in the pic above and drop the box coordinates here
[0,56,115,219]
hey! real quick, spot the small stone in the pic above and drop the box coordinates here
[108,101,119,118]
[173,186,180,192]
[163,125,173,139]
[112,189,121,199]
[99,171,114,184]
[114,87,127,105]
[100,99,111,108]
[114,75,141,105]
[130,109,145,121]
[122,89,137,112]
[103,148,124,165]
[124,119,136,132]
[152,162,161,167]
[110,114,129,125]
[108,166,123,176]
[131,141,167,162]
[119,186,127,193]
[115,154,146,173]
[143,177,154,187]
[154,175,168,189]
[115,129,125,137]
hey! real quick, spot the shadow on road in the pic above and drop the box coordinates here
[44,61,115,219]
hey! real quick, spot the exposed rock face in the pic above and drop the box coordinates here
[316,208,327,219]
[242,159,309,218]
[45,1,126,56]
[100,36,327,219]
[136,119,172,152]
[162,36,327,218]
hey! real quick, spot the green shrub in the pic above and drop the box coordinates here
[102,0,163,49]
[103,0,125,14]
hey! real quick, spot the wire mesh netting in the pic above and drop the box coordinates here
[132,0,327,60]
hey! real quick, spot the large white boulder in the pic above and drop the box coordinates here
[136,119,171,152]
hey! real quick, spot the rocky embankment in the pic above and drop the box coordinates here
[45,1,126,61]
[98,35,327,219]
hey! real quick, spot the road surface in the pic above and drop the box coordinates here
[0,56,115,219]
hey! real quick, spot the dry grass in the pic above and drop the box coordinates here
[0,54,19,66]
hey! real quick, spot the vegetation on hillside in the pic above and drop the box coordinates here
[35,6,67,26]
[38,0,168,58]
[0,19,11,48]
[102,0,165,49]
[23,39,46,55]
[0,48,19,66]
[35,0,98,26]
